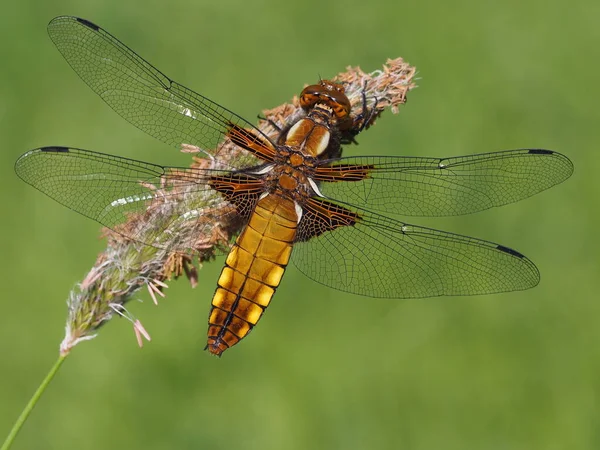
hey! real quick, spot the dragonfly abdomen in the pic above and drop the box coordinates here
[207,194,298,355]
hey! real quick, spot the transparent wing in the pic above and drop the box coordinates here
[47,16,273,165]
[15,147,263,253]
[314,149,573,216]
[292,200,539,298]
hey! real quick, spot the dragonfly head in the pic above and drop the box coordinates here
[300,80,352,127]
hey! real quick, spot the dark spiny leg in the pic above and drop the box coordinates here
[340,81,379,145]
[353,80,379,133]
[257,114,282,132]
[258,114,292,145]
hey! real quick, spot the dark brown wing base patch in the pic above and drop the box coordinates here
[209,174,265,218]
[296,197,361,242]
[226,122,276,162]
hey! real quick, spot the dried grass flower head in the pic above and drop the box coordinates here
[59,58,417,356]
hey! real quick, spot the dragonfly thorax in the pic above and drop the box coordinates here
[285,116,331,157]
[265,147,316,201]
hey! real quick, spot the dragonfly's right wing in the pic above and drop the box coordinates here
[314,149,573,216]
[293,197,539,298]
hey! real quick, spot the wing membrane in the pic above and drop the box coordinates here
[315,149,573,216]
[15,147,258,253]
[292,201,539,298]
[47,16,273,165]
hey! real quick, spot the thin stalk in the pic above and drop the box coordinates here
[1,355,67,450]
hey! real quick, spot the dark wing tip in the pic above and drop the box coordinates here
[40,146,70,153]
[48,16,100,31]
[495,244,541,290]
[75,18,100,31]
[529,148,574,181]
[496,244,525,258]
[528,149,553,155]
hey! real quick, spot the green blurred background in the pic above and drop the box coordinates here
[1,0,598,449]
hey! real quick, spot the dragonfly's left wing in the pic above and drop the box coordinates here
[47,16,276,167]
[15,147,264,253]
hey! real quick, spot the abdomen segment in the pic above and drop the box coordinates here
[207,194,298,355]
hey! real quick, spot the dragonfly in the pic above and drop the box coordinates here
[15,16,574,355]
